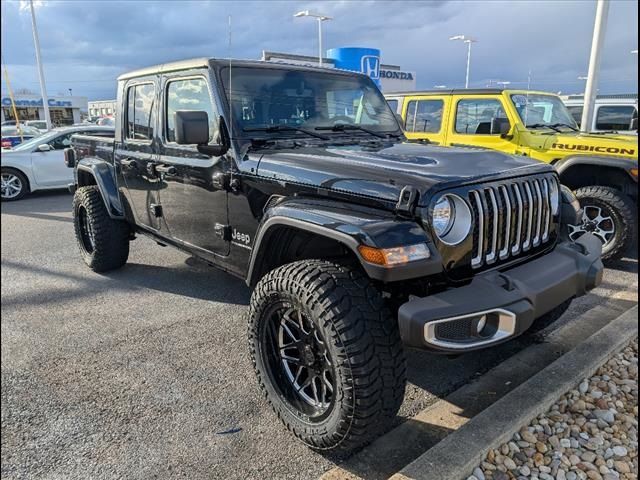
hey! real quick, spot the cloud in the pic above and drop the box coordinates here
[1,0,637,100]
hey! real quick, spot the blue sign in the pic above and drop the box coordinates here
[1,97,73,108]
[326,47,382,87]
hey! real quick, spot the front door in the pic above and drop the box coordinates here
[115,80,162,231]
[446,96,517,153]
[31,131,74,187]
[155,73,229,256]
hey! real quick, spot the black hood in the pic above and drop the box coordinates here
[253,142,552,206]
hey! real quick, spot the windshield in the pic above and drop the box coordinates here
[221,67,400,138]
[10,130,57,151]
[510,94,578,129]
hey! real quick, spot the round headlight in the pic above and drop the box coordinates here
[432,196,453,237]
[549,179,560,215]
[431,194,473,245]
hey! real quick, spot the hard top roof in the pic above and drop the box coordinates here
[384,88,556,97]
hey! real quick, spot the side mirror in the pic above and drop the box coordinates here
[64,147,76,168]
[37,144,52,152]
[174,111,230,157]
[630,117,638,131]
[491,118,511,137]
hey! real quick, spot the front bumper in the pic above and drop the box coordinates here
[397,234,603,353]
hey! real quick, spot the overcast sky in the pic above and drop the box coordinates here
[1,0,637,101]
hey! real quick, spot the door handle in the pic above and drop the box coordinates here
[120,158,138,169]
[154,164,178,176]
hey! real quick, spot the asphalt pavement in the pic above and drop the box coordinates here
[1,191,637,480]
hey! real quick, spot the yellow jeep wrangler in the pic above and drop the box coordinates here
[386,89,638,261]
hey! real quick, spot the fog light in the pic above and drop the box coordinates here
[476,315,487,334]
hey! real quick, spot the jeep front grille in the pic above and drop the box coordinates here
[468,175,557,269]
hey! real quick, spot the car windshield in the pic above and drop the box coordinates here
[10,130,57,151]
[221,66,400,138]
[510,93,578,129]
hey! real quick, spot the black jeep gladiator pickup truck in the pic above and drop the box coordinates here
[65,58,603,452]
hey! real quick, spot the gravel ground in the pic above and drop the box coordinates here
[469,338,639,480]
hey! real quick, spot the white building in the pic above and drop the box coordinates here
[1,93,88,126]
[88,100,117,118]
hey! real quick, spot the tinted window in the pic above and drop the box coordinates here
[406,100,444,133]
[49,132,73,150]
[567,105,583,127]
[166,77,217,143]
[596,106,637,131]
[126,83,155,141]
[386,99,398,113]
[455,99,508,134]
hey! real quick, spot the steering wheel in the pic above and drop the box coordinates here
[329,115,355,125]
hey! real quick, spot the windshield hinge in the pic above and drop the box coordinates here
[395,186,419,216]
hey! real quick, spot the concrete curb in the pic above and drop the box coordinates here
[390,304,638,480]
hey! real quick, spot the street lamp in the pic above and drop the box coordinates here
[496,81,511,88]
[449,35,477,88]
[294,10,332,67]
[632,50,638,54]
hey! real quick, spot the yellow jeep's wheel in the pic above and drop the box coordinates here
[248,260,406,452]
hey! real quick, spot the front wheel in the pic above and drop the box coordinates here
[73,186,130,272]
[1,168,29,201]
[248,260,406,452]
[569,186,637,263]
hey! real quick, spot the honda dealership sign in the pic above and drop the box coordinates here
[327,47,382,87]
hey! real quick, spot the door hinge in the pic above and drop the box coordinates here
[396,185,419,216]
[150,203,163,218]
[215,223,232,241]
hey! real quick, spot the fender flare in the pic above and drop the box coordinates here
[554,154,637,179]
[245,199,442,286]
[76,158,125,218]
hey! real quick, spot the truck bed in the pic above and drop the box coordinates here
[71,132,115,164]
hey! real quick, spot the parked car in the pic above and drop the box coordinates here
[1,120,19,126]
[25,120,49,132]
[66,58,603,452]
[96,116,115,126]
[1,125,42,149]
[561,94,638,135]
[386,89,638,262]
[1,125,114,201]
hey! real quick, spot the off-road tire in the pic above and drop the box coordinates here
[73,186,130,272]
[248,260,406,452]
[527,298,573,334]
[1,168,29,201]
[573,186,637,262]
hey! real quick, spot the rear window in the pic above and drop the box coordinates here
[566,105,583,127]
[596,105,637,131]
[126,83,155,141]
[386,99,398,113]
[405,99,444,133]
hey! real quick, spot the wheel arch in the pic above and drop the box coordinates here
[75,158,125,218]
[1,165,32,193]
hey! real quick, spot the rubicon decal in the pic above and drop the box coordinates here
[552,143,636,155]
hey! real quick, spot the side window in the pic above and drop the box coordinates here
[596,106,637,131]
[49,133,73,150]
[567,105,583,127]
[455,99,508,135]
[405,100,444,133]
[386,99,398,113]
[166,77,217,144]
[125,83,155,141]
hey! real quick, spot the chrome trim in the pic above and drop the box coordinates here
[541,178,551,242]
[499,185,512,260]
[423,308,518,350]
[512,183,524,255]
[470,190,484,268]
[486,188,499,264]
[533,179,543,247]
[523,182,534,251]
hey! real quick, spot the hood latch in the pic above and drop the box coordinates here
[395,185,419,217]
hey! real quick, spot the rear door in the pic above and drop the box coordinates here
[402,95,450,145]
[115,78,162,231]
[446,96,518,153]
[155,71,229,256]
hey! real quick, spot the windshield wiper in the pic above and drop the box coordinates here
[527,123,561,133]
[314,123,394,139]
[243,125,329,140]
[550,123,579,132]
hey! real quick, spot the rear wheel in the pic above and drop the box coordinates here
[248,260,406,452]
[569,186,637,263]
[73,186,130,272]
[1,168,29,201]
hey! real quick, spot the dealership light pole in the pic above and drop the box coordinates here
[450,35,477,88]
[580,0,610,133]
[28,0,52,130]
[294,10,332,67]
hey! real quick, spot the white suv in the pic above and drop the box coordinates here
[562,94,638,135]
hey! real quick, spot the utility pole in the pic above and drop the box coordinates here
[580,0,609,133]
[28,0,52,130]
